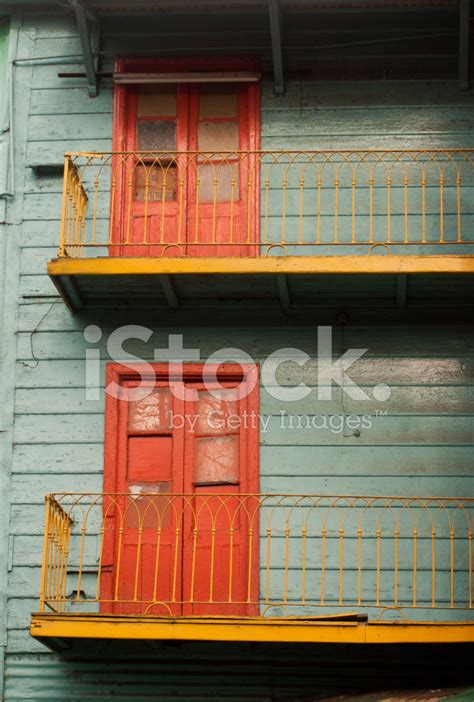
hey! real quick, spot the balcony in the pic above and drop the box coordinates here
[47,150,474,315]
[30,493,474,651]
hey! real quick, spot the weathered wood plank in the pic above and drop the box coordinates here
[28,114,113,142]
[14,327,474,360]
[15,296,474,331]
[20,248,57,273]
[16,357,474,389]
[30,60,113,90]
[32,15,77,38]
[30,87,113,115]
[19,275,59,297]
[33,34,82,57]
[13,414,105,444]
[12,412,474,446]
[260,445,474,476]
[261,81,474,108]
[26,140,112,166]
[263,107,474,137]
[9,442,474,478]
[5,629,46,654]
[259,475,474,494]
[11,474,103,503]
[22,193,109,220]
[12,443,103,475]
[261,135,474,150]
[14,386,474,416]
[259,415,474,446]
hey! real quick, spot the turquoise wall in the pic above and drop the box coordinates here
[1,10,473,702]
[0,19,8,117]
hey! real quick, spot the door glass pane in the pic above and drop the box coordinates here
[199,86,237,118]
[197,162,239,203]
[194,390,239,435]
[137,120,176,151]
[135,163,177,201]
[198,121,239,153]
[194,435,239,484]
[137,86,177,117]
[128,388,172,432]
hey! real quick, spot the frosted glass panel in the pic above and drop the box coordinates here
[197,162,239,203]
[199,86,237,118]
[128,388,173,432]
[137,86,177,117]
[194,436,239,484]
[137,120,176,151]
[194,390,239,435]
[198,121,239,153]
[135,164,177,201]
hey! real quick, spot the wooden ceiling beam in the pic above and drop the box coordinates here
[268,0,285,94]
[68,0,100,97]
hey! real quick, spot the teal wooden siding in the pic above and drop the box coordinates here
[4,644,474,701]
[9,326,474,632]
[0,19,9,120]
[1,10,473,701]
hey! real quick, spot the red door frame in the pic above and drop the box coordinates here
[111,57,261,256]
[101,362,260,615]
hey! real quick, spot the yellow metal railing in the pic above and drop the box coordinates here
[39,495,73,614]
[38,493,473,620]
[59,155,89,258]
[57,150,474,258]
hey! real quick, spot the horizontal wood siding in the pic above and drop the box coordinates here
[8,327,474,626]
[4,645,474,701]
[2,11,473,701]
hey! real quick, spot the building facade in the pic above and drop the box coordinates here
[0,1,473,699]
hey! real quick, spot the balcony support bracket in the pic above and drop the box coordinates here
[459,0,470,90]
[276,274,291,312]
[56,274,84,311]
[268,0,284,94]
[160,275,179,309]
[396,274,408,308]
[68,0,100,97]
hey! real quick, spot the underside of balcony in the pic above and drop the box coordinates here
[47,256,474,321]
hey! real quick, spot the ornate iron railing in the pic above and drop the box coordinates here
[58,150,474,259]
[38,493,473,621]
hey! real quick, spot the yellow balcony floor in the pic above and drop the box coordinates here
[30,613,474,652]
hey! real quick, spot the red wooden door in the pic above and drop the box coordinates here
[113,85,189,257]
[102,365,259,616]
[111,72,260,257]
[181,383,258,615]
[186,84,258,257]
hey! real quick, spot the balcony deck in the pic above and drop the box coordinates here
[47,150,474,313]
[30,493,474,650]
[30,613,474,652]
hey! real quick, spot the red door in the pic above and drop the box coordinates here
[185,84,259,257]
[114,85,189,258]
[111,61,260,257]
[101,364,259,616]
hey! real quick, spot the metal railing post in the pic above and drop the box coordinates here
[38,495,52,612]
[58,156,71,258]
